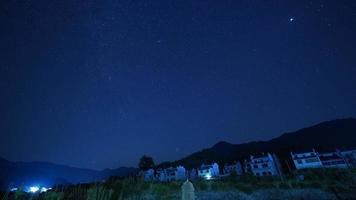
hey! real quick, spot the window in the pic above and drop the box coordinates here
[305,158,319,163]
[297,160,302,164]
[268,171,272,175]
[253,165,258,169]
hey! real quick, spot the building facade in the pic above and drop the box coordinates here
[223,162,243,175]
[245,153,281,176]
[198,163,219,179]
[188,168,198,180]
[144,168,155,181]
[291,149,356,169]
[157,166,186,181]
[319,151,348,168]
[291,150,323,169]
[340,149,356,167]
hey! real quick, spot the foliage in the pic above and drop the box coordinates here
[138,155,155,171]
[86,185,113,200]
[14,190,27,200]
[278,182,291,189]
[2,168,356,200]
[151,182,180,200]
[42,191,64,200]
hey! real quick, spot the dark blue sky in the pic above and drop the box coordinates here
[1,0,356,169]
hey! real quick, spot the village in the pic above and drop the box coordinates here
[141,148,356,182]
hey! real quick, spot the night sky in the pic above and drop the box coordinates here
[1,0,356,170]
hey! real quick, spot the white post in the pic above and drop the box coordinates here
[182,179,195,200]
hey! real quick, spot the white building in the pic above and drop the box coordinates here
[198,163,219,180]
[175,166,187,180]
[339,149,356,167]
[319,151,348,168]
[291,149,356,169]
[245,153,281,176]
[291,149,323,170]
[157,166,186,181]
[156,168,165,181]
[223,162,243,175]
[188,168,198,180]
[144,168,155,181]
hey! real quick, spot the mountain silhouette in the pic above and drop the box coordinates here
[158,118,356,170]
[2,118,355,190]
[0,158,137,190]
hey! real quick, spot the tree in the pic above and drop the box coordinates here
[138,155,155,171]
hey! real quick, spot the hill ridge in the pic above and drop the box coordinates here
[157,118,356,169]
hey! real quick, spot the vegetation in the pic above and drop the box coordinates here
[138,155,155,171]
[0,168,355,200]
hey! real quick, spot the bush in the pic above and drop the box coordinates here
[14,190,28,200]
[43,191,64,200]
[151,183,179,200]
[86,186,113,200]
[290,181,298,188]
[233,183,253,194]
[194,181,209,191]
[63,185,87,200]
[278,182,291,189]
[307,181,322,188]
[108,178,149,199]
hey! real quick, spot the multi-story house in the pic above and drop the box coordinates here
[198,163,219,180]
[290,149,323,169]
[339,149,356,167]
[143,168,155,181]
[291,149,356,169]
[175,166,187,180]
[223,162,243,175]
[245,153,281,176]
[157,166,186,181]
[319,151,348,168]
[188,168,198,180]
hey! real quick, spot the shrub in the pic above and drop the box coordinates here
[151,183,179,200]
[290,181,298,188]
[233,183,253,194]
[278,182,291,189]
[43,191,64,200]
[108,178,149,199]
[308,181,322,188]
[194,181,208,191]
[14,190,27,200]
[87,186,113,200]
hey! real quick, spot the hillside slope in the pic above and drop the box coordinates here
[159,118,356,169]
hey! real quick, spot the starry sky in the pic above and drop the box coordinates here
[1,0,356,170]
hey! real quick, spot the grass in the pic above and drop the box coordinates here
[0,168,355,200]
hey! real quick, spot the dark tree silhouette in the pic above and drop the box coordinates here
[138,155,155,171]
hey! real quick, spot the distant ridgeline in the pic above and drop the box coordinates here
[1,118,355,190]
[157,118,356,171]
[0,158,137,190]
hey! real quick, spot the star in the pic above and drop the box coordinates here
[289,17,294,22]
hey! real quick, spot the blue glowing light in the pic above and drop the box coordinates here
[29,186,40,193]
[205,174,212,180]
[40,187,51,193]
